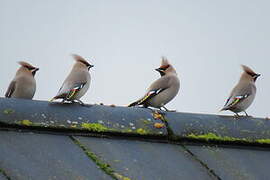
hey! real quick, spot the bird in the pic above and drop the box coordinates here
[220,65,261,116]
[5,61,39,99]
[50,54,94,105]
[128,57,180,111]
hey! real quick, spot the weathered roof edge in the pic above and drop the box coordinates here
[0,97,270,147]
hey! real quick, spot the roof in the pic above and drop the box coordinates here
[0,97,270,180]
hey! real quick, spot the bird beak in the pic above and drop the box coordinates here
[155,68,162,72]
[155,68,165,76]
[31,67,39,76]
[253,74,261,82]
[88,64,94,70]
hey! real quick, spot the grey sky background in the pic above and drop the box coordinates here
[1,1,269,117]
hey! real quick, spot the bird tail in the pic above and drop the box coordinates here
[219,107,227,112]
[128,101,139,107]
[49,97,56,102]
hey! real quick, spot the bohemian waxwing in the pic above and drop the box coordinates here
[128,57,180,111]
[221,65,260,116]
[5,61,39,99]
[50,54,93,105]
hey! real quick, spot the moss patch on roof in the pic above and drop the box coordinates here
[3,109,15,115]
[71,136,131,180]
[186,133,270,145]
[81,123,110,132]
[20,120,33,126]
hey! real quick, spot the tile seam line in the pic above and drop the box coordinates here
[69,136,122,180]
[181,145,222,180]
[0,168,11,180]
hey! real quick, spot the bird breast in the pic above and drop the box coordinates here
[148,75,180,108]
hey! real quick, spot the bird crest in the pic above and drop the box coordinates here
[18,61,36,69]
[72,54,91,67]
[241,65,256,76]
[161,56,169,66]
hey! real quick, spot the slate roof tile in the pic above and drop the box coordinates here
[186,145,270,180]
[0,173,7,180]
[75,136,215,180]
[0,98,167,136]
[0,131,111,180]
[0,98,270,179]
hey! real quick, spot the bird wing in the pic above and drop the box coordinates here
[52,82,87,101]
[128,76,170,107]
[132,88,167,106]
[5,81,16,98]
[223,85,254,110]
[66,83,87,100]
[224,94,250,109]
[51,69,90,101]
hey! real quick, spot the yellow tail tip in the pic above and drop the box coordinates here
[49,98,55,102]
[219,108,225,112]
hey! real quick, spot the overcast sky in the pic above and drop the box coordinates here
[1,0,269,117]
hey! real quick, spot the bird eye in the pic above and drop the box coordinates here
[160,65,170,70]
[24,66,35,71]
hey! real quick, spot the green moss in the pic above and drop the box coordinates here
[187,133,243,142]
[81,123,109,132]
[187,133,270,145]
[71,137,131,180]
[136,128,147,135]
[113,173,131,180]
[121,128,133,133]
[142,119,151,125]
[159,114,168,123]
[20,120,33,126]
[3,109,14,114]
[0,168,10,180]
[256,139,270,144]
[121,127,152,135]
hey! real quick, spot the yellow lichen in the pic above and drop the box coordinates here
[153,112,163,120]
[154,123,165,129]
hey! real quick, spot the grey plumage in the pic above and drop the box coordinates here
[50,54,93,104]
[5,61,39,99]
[128,57,180,111]
[221,65,260,116]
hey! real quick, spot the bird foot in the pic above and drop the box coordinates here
[234,111,252,118]
[166,109,177,112]
[71,100,85,106]
[161,106,176,112]
[233,113,241,118]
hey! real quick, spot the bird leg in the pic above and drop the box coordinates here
[234,113,240,118]
[76,99,85,106]
[243,111,252,117]
[161,106,176,112]
[61,99,67,104]
[70,100,85,106]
